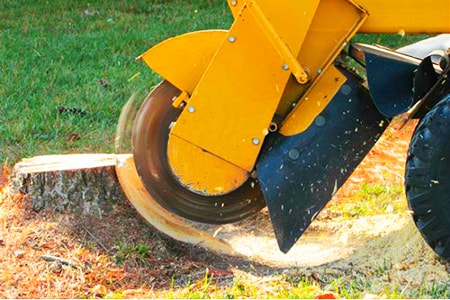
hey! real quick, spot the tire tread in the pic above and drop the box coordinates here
[406,93,450,260]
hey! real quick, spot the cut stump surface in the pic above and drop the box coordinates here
[13,154,128,215]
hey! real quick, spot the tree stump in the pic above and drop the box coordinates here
[13,154,128,215]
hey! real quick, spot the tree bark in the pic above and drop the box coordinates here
[13,154,128,215]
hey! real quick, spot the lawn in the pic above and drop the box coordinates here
[0,0,232,164]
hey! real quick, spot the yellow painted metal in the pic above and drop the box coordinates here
[115,154,239,256]
[167,135,248,195]
[169,0,320,172]
[137,30,227,95]
[278,0,449,136]
[280,66,347,136]
[171,90,189,109]
[139,0,450,192]
[227,0,244,18]
[357,0,450,33]
[277,0,367,117]
[245,0,311,84]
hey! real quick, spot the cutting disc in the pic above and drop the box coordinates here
[131,81,265,224]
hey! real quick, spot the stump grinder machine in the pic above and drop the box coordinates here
[116,0,450,259]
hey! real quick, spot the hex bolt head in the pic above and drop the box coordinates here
[228,35,236,43]
[315,115,326,127]
[288,148,300,160]
[252,138,260,145]
[340,84,352,96]
[230,0,237,6]
[187,105,196,113]
[282,64,289,71]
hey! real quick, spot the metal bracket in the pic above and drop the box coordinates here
[245,0,310,84]
[171,90,190,109]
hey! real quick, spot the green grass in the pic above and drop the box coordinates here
[185,274,449,299]
[328,183,407,219]
[103,268,450,299]
[351,33,433,48]
[113,241,151,266]
[0,0,232,164]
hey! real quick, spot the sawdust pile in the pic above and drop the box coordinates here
[340,215,448,285]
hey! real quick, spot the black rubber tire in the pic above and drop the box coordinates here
[405,93,450,260]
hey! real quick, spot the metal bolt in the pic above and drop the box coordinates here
[315,115,326,127]
[187,105,195,113]
[230,0,237,6]
[228,35,236,43]
[268,122,278,132]
[252,138,260,145]
[288,148,300,160]
[340,84,352,96]
[282,64,289,71]
[317,69,322,74]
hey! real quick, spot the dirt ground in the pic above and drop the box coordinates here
[1,119,449,298]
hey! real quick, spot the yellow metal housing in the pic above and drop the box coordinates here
[138,30,227,94]
[139,0,450,195]
[167,134,248,195]
[276,0,368,118]
[280,66,347,135]
[358,0,450,33]
[228,0,450,34]
[169,0,321,172]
